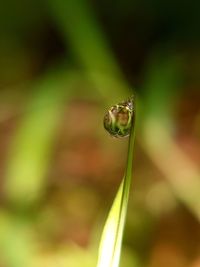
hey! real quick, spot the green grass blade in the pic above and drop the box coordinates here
[97,115,136,267]
[4,69,74,206]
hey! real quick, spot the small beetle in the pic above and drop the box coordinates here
[103,96,135,138]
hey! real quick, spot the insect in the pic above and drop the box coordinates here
[103,95,135,138]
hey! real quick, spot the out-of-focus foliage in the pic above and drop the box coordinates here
[0,0,200,267]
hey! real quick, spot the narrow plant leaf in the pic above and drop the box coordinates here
[97,113,136,267]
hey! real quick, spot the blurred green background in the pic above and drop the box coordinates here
[0,0,200,266]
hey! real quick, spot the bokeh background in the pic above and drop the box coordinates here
[0,0,200,266]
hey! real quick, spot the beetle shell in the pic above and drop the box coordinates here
[103,96,134,138]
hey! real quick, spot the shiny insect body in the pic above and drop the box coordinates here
[103,96,134,138]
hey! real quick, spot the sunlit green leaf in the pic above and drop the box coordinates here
[97,108,136,267]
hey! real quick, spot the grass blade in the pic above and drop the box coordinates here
[97,109,136,267]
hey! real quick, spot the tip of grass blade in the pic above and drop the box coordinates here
[97,100,136,267]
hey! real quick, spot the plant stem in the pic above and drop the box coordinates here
[97,97,136,267]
